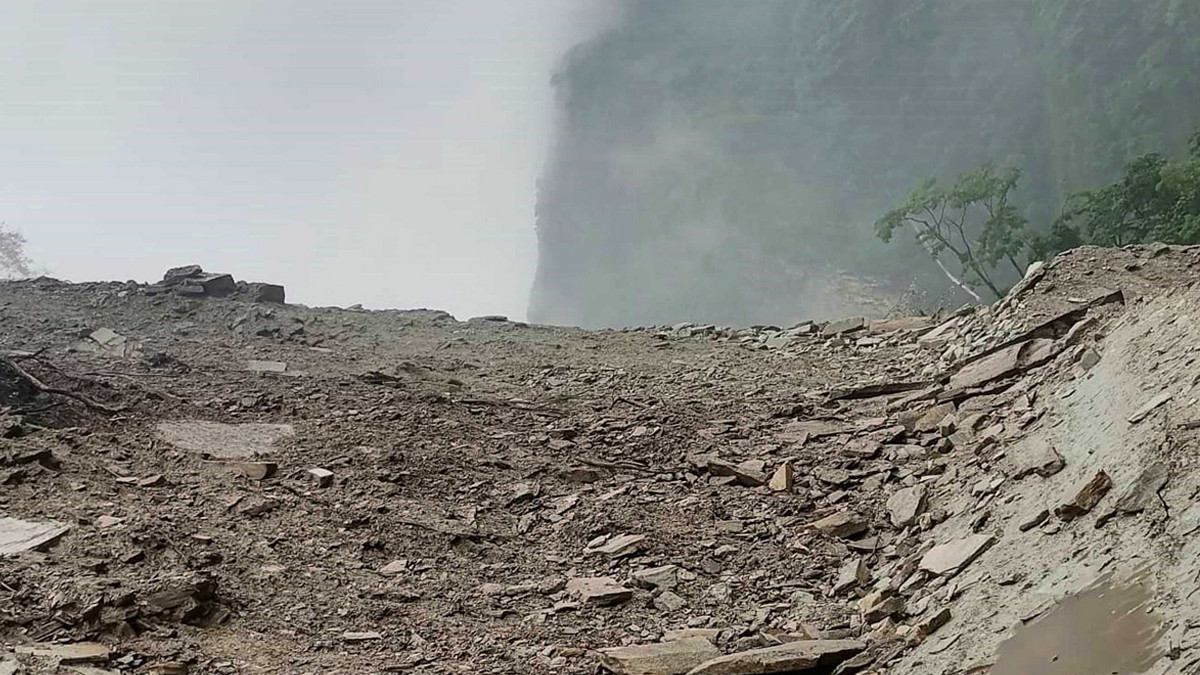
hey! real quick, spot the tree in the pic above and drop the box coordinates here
[1045,127,1200,253]
[0,224,31,279]
[875,165,1028,300]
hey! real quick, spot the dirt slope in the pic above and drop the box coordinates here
[1,245,1199,674]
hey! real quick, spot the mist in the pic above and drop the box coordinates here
[0,0,615,320]
[531,1,1200,328]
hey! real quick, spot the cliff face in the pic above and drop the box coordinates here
[530,0,1200,328]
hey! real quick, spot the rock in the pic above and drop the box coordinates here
[823,317,867,336]
[1128,391,1173,424]
[196,273,236,297]
[598,638,721,675]
[1113,462,1169,515]
[664,629,721,644]
[163,264,204,282]
[858,591,904,622]
[1078,347,1101,371]
[245,282,285,304]
[566,577,633,606]
[686,639,865,675]
[0,518,70,556]
[808,511,869,539]
[949,339,1058,390]
[157,421,295,460]
[908,403,956,433]
[1055,470,1112,521]
[707,458,767,487]
[470,315,509,322]
[228,461,278,480]
[589,533,647,558]
[909,607,952,643]
[632,565,679,590]
[768,463,794,492]
[95,515,125,529]
[937,414,957,437]
[247,360,287,373]
[308,468,335,488]
[1017,506,1050,532]
[886,485,928,529]
[379,560,407,576]
[919,535,995,577]
[15,642,111,665]
[149,663,188,675]
[89,327,125,347]
[834,557,870,595]
[1006,438,1065,479]
[342,631,382,642]
[655,590,687,612]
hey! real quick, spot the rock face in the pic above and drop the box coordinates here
[598,638,720,675]
[685,639,865,675]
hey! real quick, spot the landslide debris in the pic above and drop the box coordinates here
[1,245,1199,674]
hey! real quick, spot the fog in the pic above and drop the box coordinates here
[0,0,614,319]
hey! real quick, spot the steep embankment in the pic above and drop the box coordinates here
[1,245,1199,674]
[531,1,1200,327]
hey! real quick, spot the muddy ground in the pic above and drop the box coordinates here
[2,245,1200,674]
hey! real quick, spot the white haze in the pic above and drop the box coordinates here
[0,0,615,319]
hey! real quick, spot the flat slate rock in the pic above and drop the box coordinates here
[919,534,995,577]
[599,638,721,675]
[686,639,865,675]
[156,421,294,459]
[0,517,70,556]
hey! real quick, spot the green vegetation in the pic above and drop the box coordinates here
[877,129,1200,297]
[876,166,1028,300]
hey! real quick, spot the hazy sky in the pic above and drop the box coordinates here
[0,0,613,319]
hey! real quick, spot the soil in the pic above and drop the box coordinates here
[1,244,1199,674]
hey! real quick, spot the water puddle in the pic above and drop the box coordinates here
[991,569,1166,675]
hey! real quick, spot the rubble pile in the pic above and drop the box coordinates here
[1,246,1199,674]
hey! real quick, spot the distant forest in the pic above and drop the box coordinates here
[531,1,1200,327]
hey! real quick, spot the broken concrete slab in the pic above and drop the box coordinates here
[0,517,70,556]
[566,577,633,606]
[156,421,294,459]
[598,638,721,675]
[1055,470,1112,521]
[808,511,869,539]
[886,485,928,529]
[685,639,865,675]
[919,535,995,577]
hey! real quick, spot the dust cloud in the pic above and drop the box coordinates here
[0,0,616,320]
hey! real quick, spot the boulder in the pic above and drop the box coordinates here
[686,639,864,675]
[599,638,720,675]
